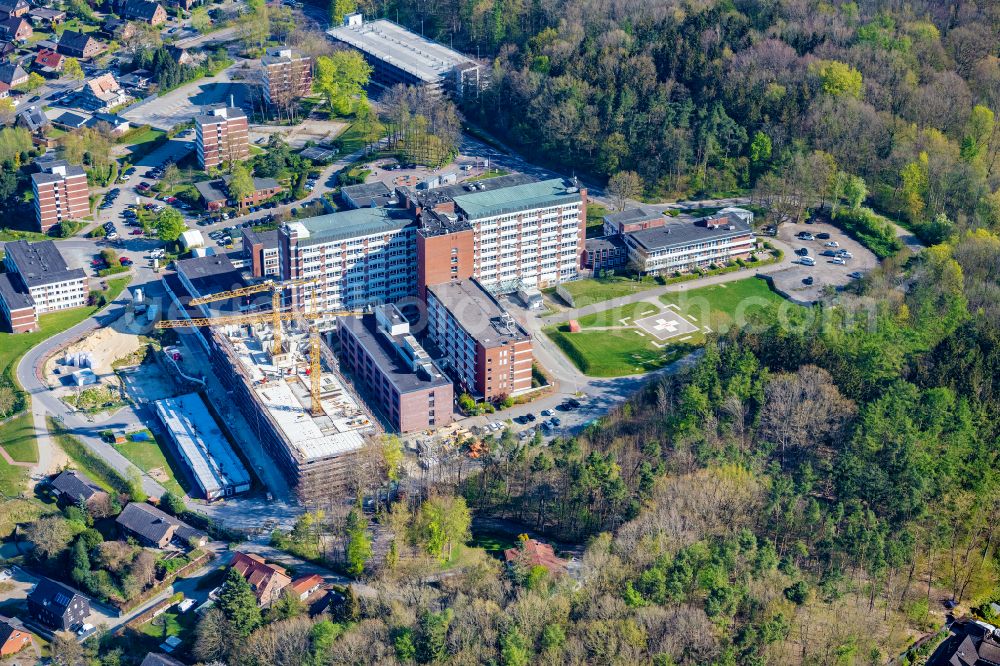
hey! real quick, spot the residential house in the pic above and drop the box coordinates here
[165,44,193,66]
[194,175,282,211]
[86,112,130,135]
[0,0,28,19]
[0,15,31,42]
[17,104,50,133]
[289,574,323,601]
[165,0,198,10]
[50,470,108,508]
[503,538,568,576]
[28,7,67,26]
[230,552,292,607]
[0,81,9,99]
[117,68,151,89]
[118,0,167,25]
[0,62,27,88]
[27,578,91,631]
[140,653,186,666]
[79,73,130,113]
[116,502,207,549]
[0,616,32,657]
[34,48,64,75]
[0,40,14,59]
[101,18,139,42]
[938,621,1000,666]
[58,30,104,59]
[52,111,90,131]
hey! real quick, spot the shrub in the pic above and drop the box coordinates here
[832,206,903,259]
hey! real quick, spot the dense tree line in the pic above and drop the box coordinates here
[363,0,999,234]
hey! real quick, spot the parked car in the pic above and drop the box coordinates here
[541,409,554,417]
[797,232,815,241]
[795,247,809,256]
[838,250,854,259]
[803,276,814,285]
[130,229,143,235]
[119,257,133,266]
[800,256,815,266]
[848,271,864,280]
[831,257,846,265]
[824,241,840,247]
[820,249,837,257]
[815,232,831,240]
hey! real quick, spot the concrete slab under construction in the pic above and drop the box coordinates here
[207,323,378,505]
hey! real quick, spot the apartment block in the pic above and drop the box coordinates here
[339,304,454,433]
[195,106,249,170]
[242,228,281,278]
[426,279,533,401]
[0,240,87,332]
[277,207,418,311]
[621,208,756,275]
[30,160,89,232]
[261,47,312,106]
[408,174,587,296]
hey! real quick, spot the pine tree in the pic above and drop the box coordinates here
[216,567,261,637]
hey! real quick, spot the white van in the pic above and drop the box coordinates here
[800,256,815,266]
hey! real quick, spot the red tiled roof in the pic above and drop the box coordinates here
[34,48,61,69]
[290,574,323,595]
[504,539,568,574]
[231,552,291,603]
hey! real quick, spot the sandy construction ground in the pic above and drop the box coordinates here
[249,119,348,148]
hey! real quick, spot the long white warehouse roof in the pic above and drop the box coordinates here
[327,19,475,83]
[154,393,251,498]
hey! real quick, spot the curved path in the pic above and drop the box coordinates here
[14,259,168,499]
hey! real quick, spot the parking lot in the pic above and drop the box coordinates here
[123,69,251,131]
[769,221,878,303]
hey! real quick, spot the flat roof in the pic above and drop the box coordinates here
[340,180,392,202]
[174,254,244,298]
[229,335,375,461]
[242,228,279,249]
[195,106,246,125]
[451,177,582,220]
[604,205,665,227]
[340,311,452,394]
[585,235,627,252]
[261,47,308,65]
[327,18,476,84]
[427,279,530,348]
[627,217,754,252]
[292,207,415,246]
[3,239,86,287]
[154,393,251,497]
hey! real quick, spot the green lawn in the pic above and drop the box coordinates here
[334,122,367,154]
[115,432,187,496]
[0,277,130,420]
[547,277,798,377]
[658,277,796,334]
[0,457,29,497]
[138,608,198,640]
[0,228,50,243]
[586,203,610,238]
[467,168,510,182]
[48,418,127,493]
[555,277,658,308]
[120,127,166,147]
[0,413,38,463]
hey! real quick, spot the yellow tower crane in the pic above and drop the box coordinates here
[155,308,362,416]
[186,277,320,354]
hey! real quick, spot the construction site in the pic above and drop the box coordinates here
[160,257,381,506]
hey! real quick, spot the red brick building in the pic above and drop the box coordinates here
[425,279,533,401]
[195,176,282,211]
[261,47,312,107]
[339,304,454,433]
[195,106,249,170]
[31,160,89,232]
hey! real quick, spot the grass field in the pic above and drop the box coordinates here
[586,203,610,238]
[48,418,127,493]
[0,277,130,419]
[120,127,166,147]
[553,276,658,308]
[115,432,187,496]
[546,277,797,377]
[0,456,29,497]
[0,413,38,463]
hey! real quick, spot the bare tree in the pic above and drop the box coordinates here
[607,170,643,210]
